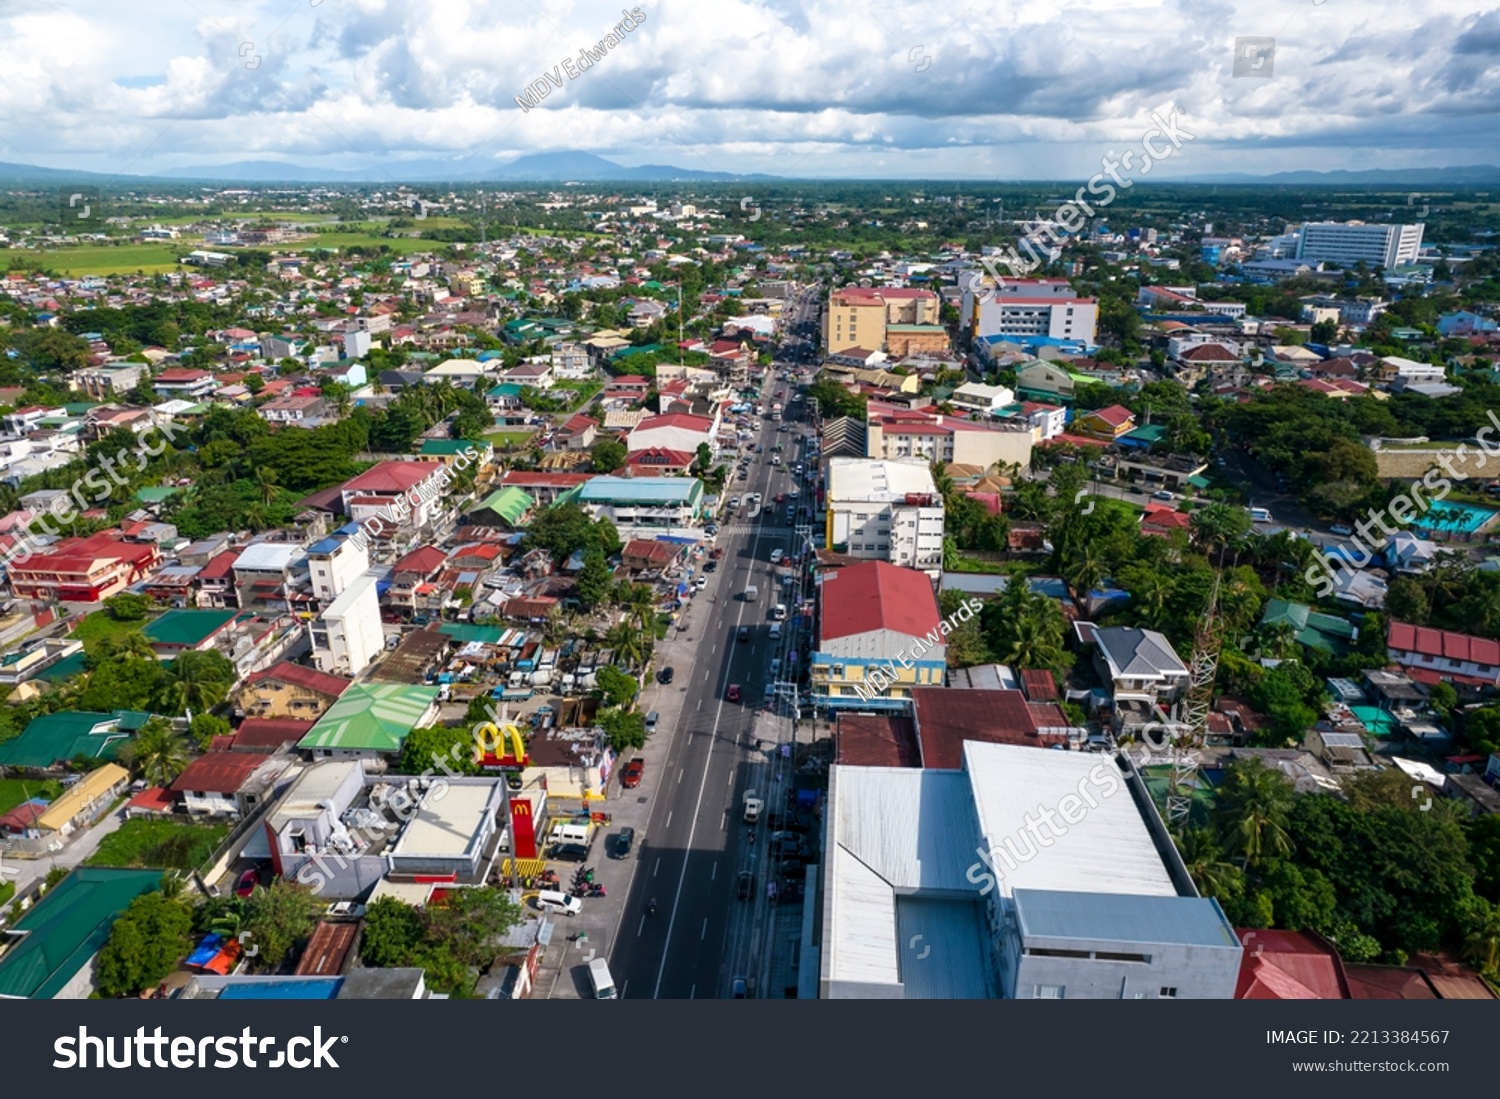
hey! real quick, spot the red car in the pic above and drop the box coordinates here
[775,493,785,503]
[621,758,646,788]
[235,869,259,898]
[727,684,742,702]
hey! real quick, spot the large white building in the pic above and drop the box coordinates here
[825,458,945,578]
[307,524,370,604]
[818,742,1241,999]
[1296,221,1424,270]
[310,570,385,677]
[959,278,1098,346]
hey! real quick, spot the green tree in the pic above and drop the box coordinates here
[396,724,480,776]
[189,712,232,750]
[244,879,319,971]
[360,896,428,966]
[595,665,639,709]
[590,438,627,473]
[120,718,190,787]
[96,891,194,997]
[599,706,648,752]
[103,592,151,621]
[575,548,613,610]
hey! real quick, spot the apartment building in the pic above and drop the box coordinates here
[74,363,146,401]
[824,288,940,355]
[825,458,945,577]
[810,561,946,712]
[1296,221,1424,270]
[310,571,385,678]
[960,278,1099,346]
[866,410,1034,471]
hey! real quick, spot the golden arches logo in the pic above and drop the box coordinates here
[473,722,527,764]
[511,800,531,816]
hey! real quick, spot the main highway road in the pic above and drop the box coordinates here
[607,368,815,999]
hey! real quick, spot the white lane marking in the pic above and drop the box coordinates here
[701,918,709,940]
[711,861,717,880]
[637,917,646,937]
[666,811,673,829]
[679,768,685,785]
[653,857,660,877]
[697,699,702,712]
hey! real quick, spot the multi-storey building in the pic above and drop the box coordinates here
[825,458,945,577]
[960,278,1098,346]
[824,288,940,355]
[1295,221,1424,270]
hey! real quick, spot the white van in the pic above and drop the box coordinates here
[537,890,582,917]
[770,548,784,564]
[588,957,618,999]
[553,822,590,846]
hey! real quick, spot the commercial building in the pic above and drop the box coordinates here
[865,410,1034,472]
[824,458,944,577]
[1295,221,1424,270]
[824,288,941,355]
[565,475,705,536]
[296,682,441,759]
[818,742,1238,999]
[960,278,1098,347]
[811,561,945,712]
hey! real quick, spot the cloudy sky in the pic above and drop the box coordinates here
[1,0,1498,179]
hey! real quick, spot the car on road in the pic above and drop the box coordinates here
[770,658,782,677]
[1153,490,1175,501]
[612,826,636,859]
[235,868,260,898]
[693,577,707,590]
[738,626,750,642]
[1128,485,1145,495]
[659,664,676,683]
[731,977,748,999]
[704,523,719,536]
[737,871,753,900]
[644,710,659,731]
[1330,523,1354,536]
[549,842,590,862]
[775,492,785,503]
[727,683,741,702]
[770,548,784,564]
[621,758,646,787]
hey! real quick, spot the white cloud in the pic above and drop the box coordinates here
[0,0,1494,177]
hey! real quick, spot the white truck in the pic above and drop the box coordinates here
[743,584,759,602]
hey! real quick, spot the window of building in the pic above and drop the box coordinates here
[1033,985,1065,999]
[1160,987,1178,998]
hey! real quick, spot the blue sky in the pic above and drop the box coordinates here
[0,0,1496,179]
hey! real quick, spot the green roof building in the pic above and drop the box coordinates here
[142,608,240,653]
[297,683,441,756]
[134,486,181,505]
[474,486,535,527]
[439,623,508,645]
[420,438,475,457]
[0,710,148,769]
[1260,598,1358,654]
[0,869,164,998]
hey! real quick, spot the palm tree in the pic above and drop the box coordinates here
[1218,760,1295,869]
[254,466,281,506]
[1178,828,1241,899]
[125,719,189,787]
[96,631,156,663]
[605,621,649,672]
[1462,904,1500,980]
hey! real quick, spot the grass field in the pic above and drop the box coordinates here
[484,429,536,448]
[69,609,158,654]
[86,817,230,871]
[1,243,188,276]
[0,777,64,815]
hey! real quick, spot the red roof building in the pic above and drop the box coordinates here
[8,531,161,602]
[232,718,316,751]
[1234,930,1351,999]
[1387,620,1500,687]
[819,561,941,645]
[910,687,1069,767]
[835,713,921,767]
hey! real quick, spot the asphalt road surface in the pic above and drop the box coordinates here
[607,370,815,999]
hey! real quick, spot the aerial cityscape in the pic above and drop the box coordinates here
[0,1,1498,1011]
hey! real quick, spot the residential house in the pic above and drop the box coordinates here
[234,661,353,720]
[1074,404,1136,442]
[1387,621,1500,689]
[7,532,161,602]
[1080,622,1190,732]
[170,752,288,817]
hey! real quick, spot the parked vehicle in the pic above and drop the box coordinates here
[621,758,646,787]
[549,843,590,863]
[588,957,618,999]
[536,889,583,916]
[612,827,636,859]
[235,868,260,898]
[658,665,675,684]
[645,711,659,731]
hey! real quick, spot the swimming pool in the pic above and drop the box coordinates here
[1410,498,1498,534]
[217,978,342,999]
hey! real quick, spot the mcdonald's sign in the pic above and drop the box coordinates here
[474,722,530,770]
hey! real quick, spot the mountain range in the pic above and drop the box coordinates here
[0,153,1496,187]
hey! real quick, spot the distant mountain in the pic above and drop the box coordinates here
[149,151,777,184]
[1188,165,1500,187]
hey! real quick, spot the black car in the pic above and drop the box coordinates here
[612,827,636,859]
[737,871,753,900]
[658,666,675,685]
[704,559,717,573]
[549,843,590,862]
[738,626,750,642]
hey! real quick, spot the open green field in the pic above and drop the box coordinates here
[484,429,536,449]
[86,817,230,870]
[288,232,448,254]
[1,243,188,276]
[69,609,158,654]
[0,777,64,815]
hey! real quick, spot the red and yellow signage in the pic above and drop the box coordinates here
[474,722,529,770]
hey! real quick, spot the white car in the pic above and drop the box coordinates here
[1329,524,1354,536]
[694,577,708,590]
[770,548,784,564]
[769,658,782,677]
[1152,490,1175,501]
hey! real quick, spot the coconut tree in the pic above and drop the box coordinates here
[254,466,281,506]
[124,719,190,787]
[1462,902,1500,980]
